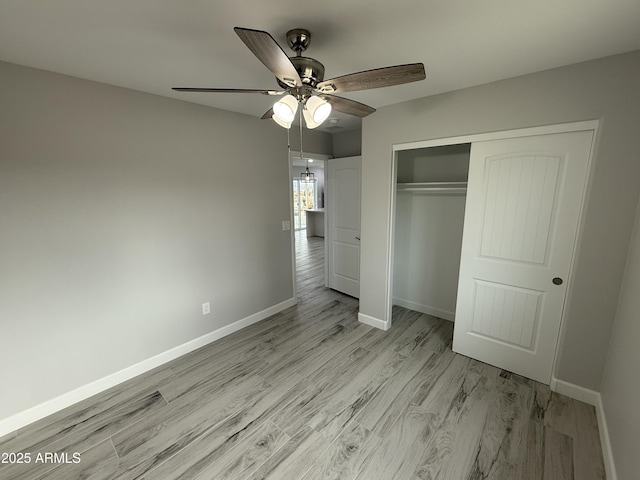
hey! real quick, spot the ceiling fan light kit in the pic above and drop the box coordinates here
[172,26,426,130]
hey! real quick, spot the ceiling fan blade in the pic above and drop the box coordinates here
[319,94,376,117]
[261,107,274,120]
[317,63,426,94]
[172,87,284,95]
[234,27,302,88]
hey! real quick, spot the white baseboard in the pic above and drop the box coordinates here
[550,376,599,405]
[392,297,455,322]
[550,377,617,480]
[358,312,390,330]
[0,297,296,438]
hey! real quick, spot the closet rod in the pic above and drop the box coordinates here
[396,182,467,194]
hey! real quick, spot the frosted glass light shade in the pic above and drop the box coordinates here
[303,96,332,129]
[272,113,292,129]
[273,95,298,125]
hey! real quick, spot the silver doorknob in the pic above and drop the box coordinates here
[552,277,563,285]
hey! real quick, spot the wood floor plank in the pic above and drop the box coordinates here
[159,353,265,403]
[312,348,410,442]
[536,388,577,439]
[0,431,16,446]
[134,375,307,480]
[519,420,544,480]
[242,425,331,480]
[263,316,372,383]
[572,400,605,480]
[353,349,438,437]
[412,366,495,480]
[467,374,533,479]
[410,352,471,410]
[544,428,574,480]
[32,439,120,480]
[354,406,440,480]
[300,421,380,480]
[269,346,377,438]
[112,374,267,480]
[143,419,289,480]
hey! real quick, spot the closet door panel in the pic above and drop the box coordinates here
[453,130,593,384]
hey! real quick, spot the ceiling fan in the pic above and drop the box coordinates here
[173,27,426,129]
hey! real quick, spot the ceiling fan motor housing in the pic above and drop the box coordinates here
[278,56,325,89]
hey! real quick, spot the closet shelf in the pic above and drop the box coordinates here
[396,182,467,194]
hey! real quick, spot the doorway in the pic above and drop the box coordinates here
[290,153,329,299]
[392,144,470,320]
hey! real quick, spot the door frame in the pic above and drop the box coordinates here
[289,152,332,302]
[386,120,598,372]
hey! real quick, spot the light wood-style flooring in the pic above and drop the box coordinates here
[0,232,605,479]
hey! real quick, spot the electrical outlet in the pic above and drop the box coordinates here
[202,302,210,315]
[282,220,291,231]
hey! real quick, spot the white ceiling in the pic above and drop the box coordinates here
[1,0,639,133]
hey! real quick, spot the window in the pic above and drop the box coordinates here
[292,179,316,230]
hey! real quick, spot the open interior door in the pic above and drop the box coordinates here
[327,156,362,298]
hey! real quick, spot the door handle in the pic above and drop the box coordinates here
[355,236,361,241]
[552,277,563,285]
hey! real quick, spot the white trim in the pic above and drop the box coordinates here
[550,376,599,405]
[358,312,390,330]
[324,163,329,288]
[595,395,618,480]
[385,150,400,327]
[288,149,298,303]
[0,297,296,438]
[393,120,600,152]
[549,377,617,480]
[392,297,455,322]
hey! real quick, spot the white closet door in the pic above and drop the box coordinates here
[327,156,361,298]
[452,130,593,384]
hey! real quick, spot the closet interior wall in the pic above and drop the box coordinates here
[393,143,471,321]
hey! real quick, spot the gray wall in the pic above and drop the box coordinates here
[332,129,362,158]
[360,50,640,392]
[396,144,471,183]
[0,61,332,424]
[600,198,640,480]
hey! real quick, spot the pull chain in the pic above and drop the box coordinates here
[299,106,304,167]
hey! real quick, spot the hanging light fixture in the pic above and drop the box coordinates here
[301,162,315,182]
[303,96,332,129]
